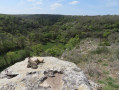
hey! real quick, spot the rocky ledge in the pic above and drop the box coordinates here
[0,57,100,90]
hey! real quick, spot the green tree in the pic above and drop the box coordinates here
[6,51,16,65]
[31,44,43,55]
[65,35,79,50]
[46,46,62,56]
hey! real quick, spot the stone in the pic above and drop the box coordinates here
[27,57,38,69]
[27,57,44,69]
[0,57,100,90]
[37,57,44,63]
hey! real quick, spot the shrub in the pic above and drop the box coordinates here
[98,80,105,84]
[103,85,114,90]
[65,35,79,50]
[103,63,108,66]
[45,46,62,56]
[108,33,119,44]
[99,41,110,46]
[6,51,16,65]
[31,44,43,55]
[106,77,119,88]
[103,31,111,38]
[15,50,30,61]
[90,46,109,54]
[0,49,30,72]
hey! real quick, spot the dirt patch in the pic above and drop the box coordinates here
[40,72,64,90]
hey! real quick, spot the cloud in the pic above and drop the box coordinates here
[50,3,62,10]
[69,1,79,5]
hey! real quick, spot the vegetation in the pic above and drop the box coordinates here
[90,46,109,54]
[31,44,43,55]
[62,38,119,90]
[0,15,119,90]
[65,35,79,50]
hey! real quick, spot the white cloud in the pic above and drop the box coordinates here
[50,3,62,10]
[69,1,79,5]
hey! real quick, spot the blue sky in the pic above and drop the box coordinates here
[0,0,119,15]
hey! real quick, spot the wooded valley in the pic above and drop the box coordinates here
[0,14,119,71]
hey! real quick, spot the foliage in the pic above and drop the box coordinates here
[106,77,119,88]
[98,77,119,90]
[90,47,109,54]
[103,85,115,90]
[0,49,30,72]
[6,51,16,65]
[65,35,79,50]
[31,44,43,55]
[103,31,111,38]
[0,14,119,71]
[99,41,110,46]
[45,46,62,56]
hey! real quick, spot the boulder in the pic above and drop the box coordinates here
[0,57,100,90]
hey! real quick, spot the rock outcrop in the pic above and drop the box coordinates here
[0,57,100,90]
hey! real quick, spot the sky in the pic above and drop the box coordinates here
[0,0,119,15]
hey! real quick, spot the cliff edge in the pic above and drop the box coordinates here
[0,57,100,90]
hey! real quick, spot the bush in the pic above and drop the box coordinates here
[6,51,16,65]
[100,77,119,90]
[108,33,119,44]
[31,44,43,55]
[90,47,109,54]
[15,50,30,61]
[99,41,110,46]
[65,35,79,50]
[103,85,115,90]
[0,49,30,72]
[45,46,62,56]
[103,31,111,38]
[106,77,119,88]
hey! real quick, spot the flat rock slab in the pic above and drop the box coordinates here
[0,57,98,90]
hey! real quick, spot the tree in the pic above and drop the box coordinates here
[46,46,61,56]
[31,44,43,55]
[6,51,16,65]
[65,35,79,50]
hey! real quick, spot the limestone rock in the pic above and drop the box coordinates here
[37,57,44,63]
[0,57,100,90]
[27,57,44,69]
